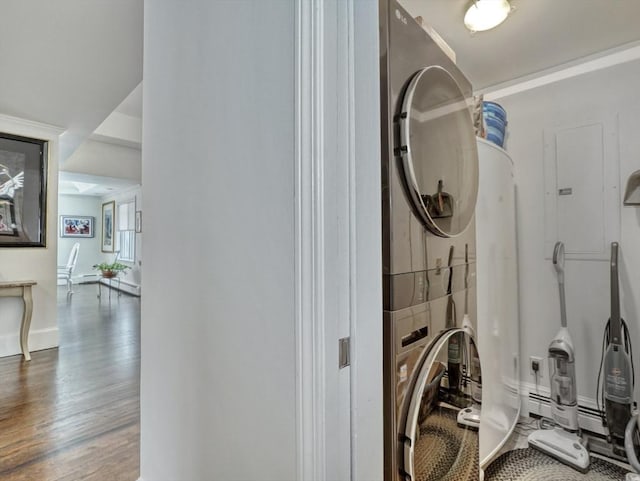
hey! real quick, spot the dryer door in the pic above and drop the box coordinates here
[402,328,482,480]
[398,66,479,238]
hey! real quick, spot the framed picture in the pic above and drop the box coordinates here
[0,133,48,247]
[60,215,94,238]
[101,201,115,252]
[135,210,142,233]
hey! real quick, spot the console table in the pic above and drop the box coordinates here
[0,280,36,361]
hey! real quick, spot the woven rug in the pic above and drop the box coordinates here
[413,407,479,481]
[484,448,631,481]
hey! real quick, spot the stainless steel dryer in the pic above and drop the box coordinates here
[380,1,481,480]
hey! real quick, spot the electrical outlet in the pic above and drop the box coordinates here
[530,356,544,378]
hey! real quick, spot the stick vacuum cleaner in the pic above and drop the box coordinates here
[528,241,590,473]
[601,242,634,455]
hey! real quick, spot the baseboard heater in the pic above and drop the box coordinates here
[79,273,100,284]
[98,277,141,297]
[79,274,140,294]
[528,391,635,463]
[528,391,606,436]
[106,278,139,289]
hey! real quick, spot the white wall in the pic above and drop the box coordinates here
[0,115,62,357]
[57,194,103,280]
[495,58,640,410]
[141,1,296,480]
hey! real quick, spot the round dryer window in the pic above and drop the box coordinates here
[402,328,482,480]
[398,66,479,237]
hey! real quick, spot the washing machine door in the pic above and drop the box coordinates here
[398,66,479,238]
[402,328,481,480]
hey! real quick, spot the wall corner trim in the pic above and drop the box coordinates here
[294,1,328,480]
[295,2,382,479]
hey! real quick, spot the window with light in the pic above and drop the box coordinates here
[117,200,136,262]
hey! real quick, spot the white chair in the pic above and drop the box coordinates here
[58,242,80,296]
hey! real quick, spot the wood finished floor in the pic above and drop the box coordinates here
[0,284,140,481]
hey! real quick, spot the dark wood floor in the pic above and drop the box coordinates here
[0,284,140,481]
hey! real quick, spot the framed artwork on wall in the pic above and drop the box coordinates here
[60,215,94,238]
[101,201,115,252]
[0,133,48,247]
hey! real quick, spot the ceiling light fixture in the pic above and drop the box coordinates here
[464,0,511,33]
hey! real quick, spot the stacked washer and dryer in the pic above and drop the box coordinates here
[380,2,520,480]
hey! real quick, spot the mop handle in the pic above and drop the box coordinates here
[610,242,622,343]
[446,245,454,295]
[553,242,567,328]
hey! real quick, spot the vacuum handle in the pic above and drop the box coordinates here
[558,280,567,329]
[610,242,622,342]
[553,242,567,328]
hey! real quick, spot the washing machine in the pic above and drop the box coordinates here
[380,1,481,480]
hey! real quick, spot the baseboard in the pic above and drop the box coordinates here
[0,327,59,358]
[98,278,141,297]
[521,381,607,436]
[58,274,99,286]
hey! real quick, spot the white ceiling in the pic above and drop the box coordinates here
[0,0,143,160]
[399,0,640,90]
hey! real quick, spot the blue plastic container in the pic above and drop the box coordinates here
[483,101,507,148]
